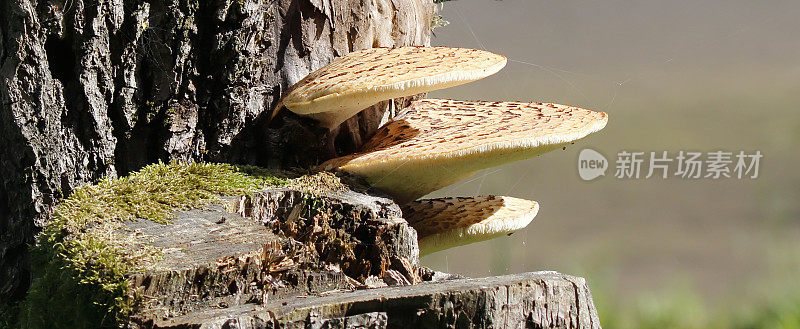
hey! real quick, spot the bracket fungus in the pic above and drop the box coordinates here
[272,47,507,129]
[403,196,539,256]
[320,99,608,203]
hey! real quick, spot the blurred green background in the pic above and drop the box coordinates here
[424,1,800,328]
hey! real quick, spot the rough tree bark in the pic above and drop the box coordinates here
[0,0,434,304]
[123,185,422,326]
[128,187,601,328]
[151,271,602,329]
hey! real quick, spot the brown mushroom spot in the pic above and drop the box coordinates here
[402,196,539,255]
[403,196,505,237]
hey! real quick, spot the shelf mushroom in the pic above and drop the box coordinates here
[273,47,507,129]
[319,99,608,203]
[403,196,539,256]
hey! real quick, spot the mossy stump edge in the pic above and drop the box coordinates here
[16,163,600,329]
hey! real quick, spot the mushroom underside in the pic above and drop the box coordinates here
[344,140,573,204]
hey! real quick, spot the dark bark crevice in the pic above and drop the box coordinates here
[43,36,75,84]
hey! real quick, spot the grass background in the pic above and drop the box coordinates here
[425,0,800,327]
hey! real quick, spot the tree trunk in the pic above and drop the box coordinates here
[0,0,434,304]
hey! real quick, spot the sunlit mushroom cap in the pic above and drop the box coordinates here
[403,196,539,256]
[320,99,608,203]
[277,47,507,129]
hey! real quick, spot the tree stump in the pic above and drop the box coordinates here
[15,168,600,328]
[124,184,422,326]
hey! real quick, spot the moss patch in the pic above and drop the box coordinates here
[17,162,287,328]
[287,171,346,194]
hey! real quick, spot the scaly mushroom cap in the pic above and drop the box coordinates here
[320,99,608,203]
[403,196,539,256]
[277,47,507,129]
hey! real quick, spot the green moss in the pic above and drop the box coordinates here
[17,162,287,329]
